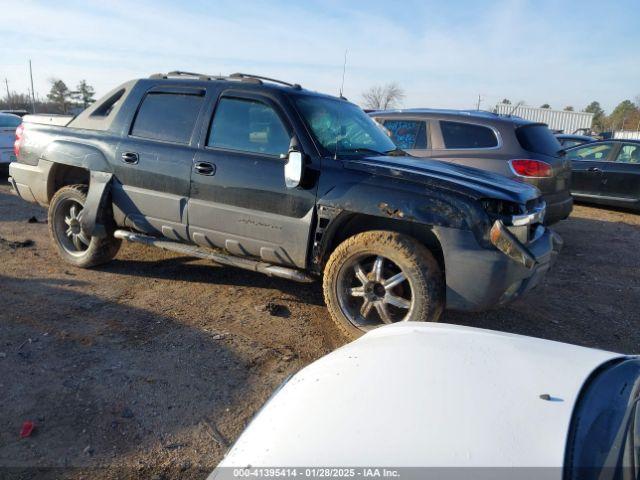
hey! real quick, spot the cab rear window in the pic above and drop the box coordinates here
[131,92,204,144]
[516,124,561,157]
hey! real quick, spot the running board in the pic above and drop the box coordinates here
[113,230,315,283]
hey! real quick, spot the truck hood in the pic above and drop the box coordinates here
[343,155,540,204]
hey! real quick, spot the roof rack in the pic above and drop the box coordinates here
[229,73,301,89]
[149,71,214,81]
[148,71,301,89]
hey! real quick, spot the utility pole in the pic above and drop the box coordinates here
[29,59,36,113]
[476,94,483,110]
[4,78,11,109]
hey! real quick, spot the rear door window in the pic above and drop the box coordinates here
[567,143,615,161]
[207,97,291,157]
[382,119,428,149]
[615,144,640,164]
[131,92,204,144]
[516,124,562,156]
[440,121,498,149]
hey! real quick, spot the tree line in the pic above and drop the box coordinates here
[500,98,640,133]
[362,84,640,133]
[0,78,96,114]
[4,78,638,133]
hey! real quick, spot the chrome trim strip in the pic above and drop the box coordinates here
[572,193,637,202]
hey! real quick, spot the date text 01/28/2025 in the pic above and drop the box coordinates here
[228,467,400,478]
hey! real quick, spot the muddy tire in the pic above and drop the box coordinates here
[323,230,444,340]
[48,184,121,268]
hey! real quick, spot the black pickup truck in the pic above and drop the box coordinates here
[9,71,561,339]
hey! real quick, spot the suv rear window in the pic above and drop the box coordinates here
[131,92,204,144]
[516,124,561,157]
[382,120,428,149]
[440,121,498,149]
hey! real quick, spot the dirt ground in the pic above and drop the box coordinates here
[0,181,639,479]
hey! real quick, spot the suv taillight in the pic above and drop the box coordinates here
[14,124,24,157]
[509,159,552,178]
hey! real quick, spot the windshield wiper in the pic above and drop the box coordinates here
[385,148,407,157]
[339,147,386,156]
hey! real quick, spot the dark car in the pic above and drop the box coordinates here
[9,71,560,339]
[370,109,573,224]
[556,133,595,148]
[567,139,640,210]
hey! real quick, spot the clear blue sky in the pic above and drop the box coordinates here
[2,0,638,112]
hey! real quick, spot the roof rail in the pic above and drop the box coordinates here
[229,73,301,89]
[148,71,302,89]
[149,71,220,81]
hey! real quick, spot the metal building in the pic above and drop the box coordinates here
[613,131,640,140]
[494,104,594,134]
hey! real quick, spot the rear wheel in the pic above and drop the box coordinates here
[323,230,444,340]
[48,184,121,268]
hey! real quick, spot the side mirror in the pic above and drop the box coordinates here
[284,150,304,189]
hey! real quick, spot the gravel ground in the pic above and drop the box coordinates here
[0,181,639,479]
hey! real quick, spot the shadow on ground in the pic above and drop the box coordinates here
[0,187,45,223]
[0,274,287,479]
[96,256,325,308]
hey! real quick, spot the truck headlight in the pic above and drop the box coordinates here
[481,199,546,227]
[508,202,546,227]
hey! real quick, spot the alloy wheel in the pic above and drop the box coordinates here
[336,253,414,331]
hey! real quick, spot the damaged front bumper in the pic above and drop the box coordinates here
[489,219,563,305]
[490,220,563,270]
[434,221,562,312]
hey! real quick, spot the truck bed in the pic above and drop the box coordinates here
[22,114,74,127]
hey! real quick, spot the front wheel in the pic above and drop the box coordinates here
[48,184,121,268]
[323,230,444,340]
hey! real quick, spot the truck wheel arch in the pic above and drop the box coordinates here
[42,140,112,201]
[313,211,445,275]
[47,163,91,202]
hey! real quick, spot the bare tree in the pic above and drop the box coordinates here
[564,106,574,111]
[362,83,405,110]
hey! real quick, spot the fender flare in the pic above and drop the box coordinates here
[309,182,491,272]
[42,140,112,172]
[315,181,483,230]
[41,141,114,238]
[79,171,113,238]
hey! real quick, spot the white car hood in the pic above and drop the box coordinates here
[218,323,622,468]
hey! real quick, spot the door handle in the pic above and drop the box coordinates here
[587,167,602,173]
[121,152,139,164]
[194,161,216,176]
